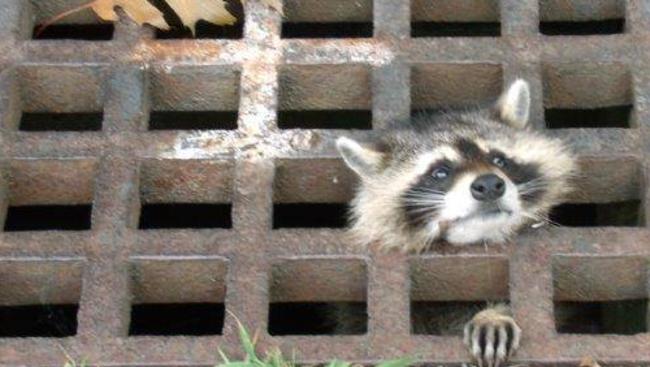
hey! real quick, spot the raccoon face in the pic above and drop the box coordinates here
[337,80,577,252]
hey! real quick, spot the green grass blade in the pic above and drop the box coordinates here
[376,357,413,367]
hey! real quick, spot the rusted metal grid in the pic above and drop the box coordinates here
[0,0,649,366]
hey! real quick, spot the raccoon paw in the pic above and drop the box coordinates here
[463,306,521,367]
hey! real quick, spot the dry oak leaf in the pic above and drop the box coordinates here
[36,0,169,36]
[166,0,237,34]
[92,0,169,29]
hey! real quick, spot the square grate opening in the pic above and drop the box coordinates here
[555,301,647,334]
[550,201,642,227]
[553,256,648,335]
[539,0,626,36]
[32,23,114,41]
[269,258,367,335]
[4,159,98,232]
[543,63,632,128]
[5,205,92,232]
[273,159,356,229]
[281,0,373,39]
[19,112,103,132]
[129,258,228,336]
[0,260,83,337]
[149,111,238,131]
[0,304,78,337]
[139,160,234,230]
[148,66,240,131]
[545,106,632,129]
[152,0,244,39]
[411,64,503,112]
[10,65,106,131]
[277,110,372,130]
[139,203,232,229]
[130,303,225,336]
[555,158,643,227]
[410,257,509,335]
[411,0,501,38]
[273,203,347,229]
[279,65,372,129]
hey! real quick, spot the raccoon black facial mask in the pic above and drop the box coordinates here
[337,79,577,252]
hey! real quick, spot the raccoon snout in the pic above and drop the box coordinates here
[470,174,505,201]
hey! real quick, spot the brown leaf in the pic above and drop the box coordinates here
[92,0,169,29]
[579,357,601,367]
[35,0,169,36]
[166,0,237,34]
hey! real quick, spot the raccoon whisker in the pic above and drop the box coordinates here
[521,212,560,227]
[409,187,446,195]
[402,196,446,203]
[405,206,445,213]
[404,192,444,198]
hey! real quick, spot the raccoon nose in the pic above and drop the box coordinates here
[471,174,506,201]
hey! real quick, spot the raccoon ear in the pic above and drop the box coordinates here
[496,79,530,129]
[336,137,384,177]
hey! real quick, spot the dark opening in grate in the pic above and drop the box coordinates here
[278,110,372,130]
[273,203,348,229]
[411,22,500,37]
[129,303,224,336]
[540,19,625,36]
[555,300,648,335]
[268,302,367,335]
[156,21,244,39]
[282,23,373,38]
[549,201,642,227]
[20,112,103,131]
[410,301,489,335]
[149,111,238,130]
[545,105,632,128]
[32,24,114,41]
[139,203,232,229]
[4,205,92,231]
[0,304,78,337]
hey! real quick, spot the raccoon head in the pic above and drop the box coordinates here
[337,79,577,253]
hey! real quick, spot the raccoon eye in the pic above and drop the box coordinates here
[492,156,507,168]
[432,166,450,180]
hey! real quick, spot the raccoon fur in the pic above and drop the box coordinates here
[335,80,578,367]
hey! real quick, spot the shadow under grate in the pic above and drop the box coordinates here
[540,19,625,36]
[278,110,372,130]
[139,203,232,229]
[149,111,238,130]
[555,300,648,335]
[20,112,103,132]
[550,201,642,227]
[0,304,78,337]
[282,23,373,39]
[32,24,114,41]
[410,301,488,335]
[156,21,244,39]
[268,302,367,335]
[129,303,224,336]
[545,106,632,129]
[273,203,348,229]
[4,205,93,231]
[411,22,501,37]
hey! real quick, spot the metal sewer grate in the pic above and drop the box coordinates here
[0,0,648,366]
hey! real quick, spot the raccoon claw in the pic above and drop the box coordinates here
[463,307,521,367]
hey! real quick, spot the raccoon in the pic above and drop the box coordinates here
[335,80,577,367]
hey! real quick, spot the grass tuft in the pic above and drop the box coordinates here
[218,313,413,367]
